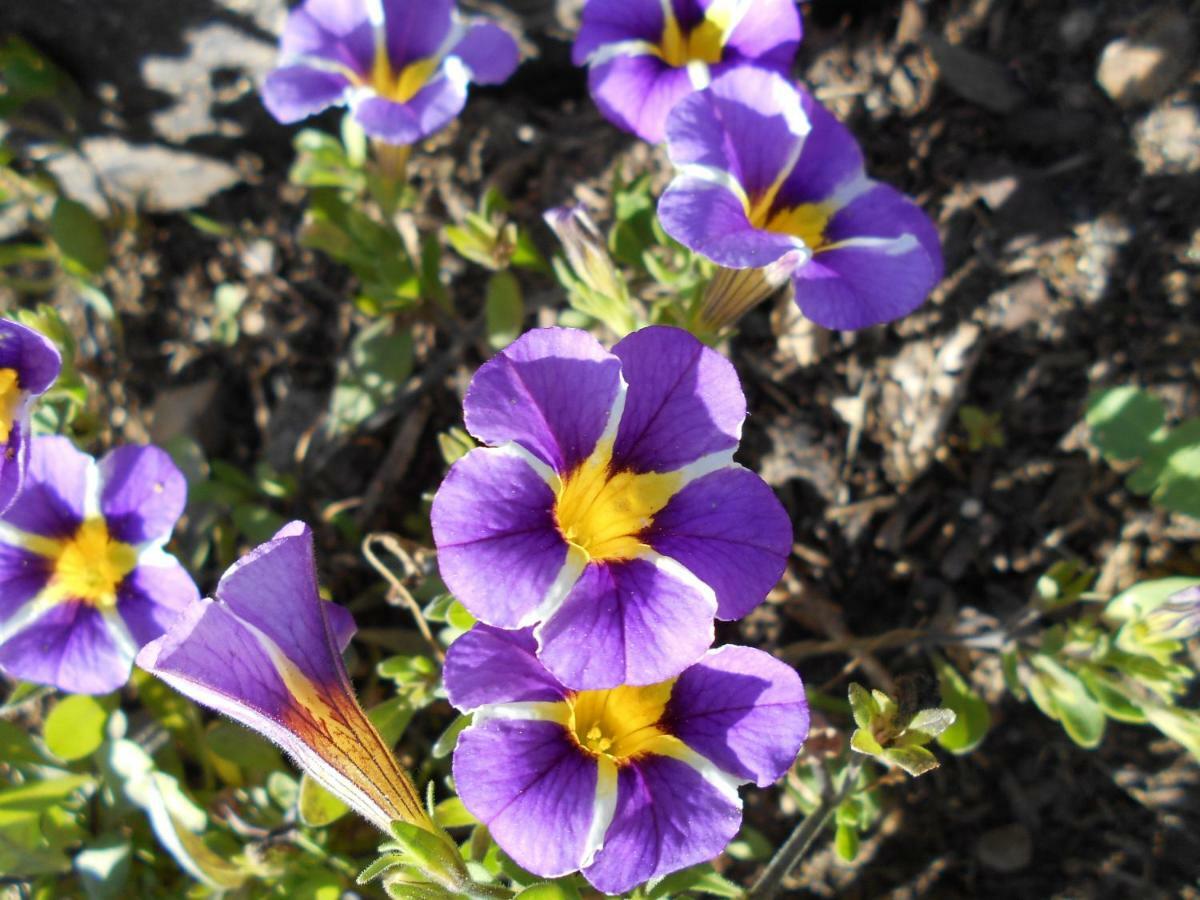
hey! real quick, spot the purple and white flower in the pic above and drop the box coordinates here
[446,624,810,894]
[262,0,519,145]
[431,326,792,691]
[0,436,197,694]
[138,522,429,833]
[659,67,944,330]
[0,319,62,514]
[573,0,802,143]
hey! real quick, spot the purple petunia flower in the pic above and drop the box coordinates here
[0,320,62,515]
[137,522,430,833]
[659,67,944,331]
[445,624,809,893]
[431,325,792,691]
[262,0,519,145]
[572,0,802,144]
[0,436,197,694]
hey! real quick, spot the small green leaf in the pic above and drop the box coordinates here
[847,683,878,730]
[515,881,582,899]
[932,655,991,754]
[329,319,414,434]
[881,745,939,776]
[1076,667,1145,723]
[1029,656,1106,748]
[1086,387,1165,462]
[849,728,883,756]
[834,822,860,861]
[0,719,46,766]
[298,774,350,827]
[1106,577,1200,623]
[44,694,108,761]
[647,862,742,897]
[485,271,524,349]
[433,797,478,829]
[51,197,108,277]
[206,721,283,776]
[900,707,957,744]
[432,714,472,759]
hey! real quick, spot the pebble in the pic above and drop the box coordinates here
[1096,9,1193,107]
[1133,103,1200,175]
[976,824,1033,872]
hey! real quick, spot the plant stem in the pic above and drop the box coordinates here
[745,756,865,899]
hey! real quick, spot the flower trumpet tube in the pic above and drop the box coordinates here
[445,624,810,894]
[573,0,802,143]
[431,326,792,691]
[0,319,62,514]
[659,68,943,331]
[0,437,197,694]
[262,0,519,146]
[137,522,431,834]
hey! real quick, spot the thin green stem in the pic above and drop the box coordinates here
[745,756,866,899]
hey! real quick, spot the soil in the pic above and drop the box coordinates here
[3,0,1199,897]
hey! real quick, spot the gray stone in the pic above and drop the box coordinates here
[1096,9,1194,108]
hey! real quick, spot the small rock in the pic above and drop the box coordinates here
[1134,103,1200,175]
[927,35,1026,114]
[987,275,1051,332]
[1096,9,1193,107]
[976,824,1033,873]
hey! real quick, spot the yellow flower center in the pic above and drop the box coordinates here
[553,443,680,562]
[369,53,439,104]
[42,519,138,610]
[658,12,727,67]
[568,681,675,763]
[751,199,835,251]
[0,368,21,444]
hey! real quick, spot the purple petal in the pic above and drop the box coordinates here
[773,87,866,210]
[582,755,741,894]
[0,602,131,695]
[262,66,352,124]
[3,435,87,540]
[453,718,598,878]
[209,521,345,687]
[279,0,374,74]
[116,559,199,646]
[0,542,50,620]
[444,625,567,711]
[611,326,745,474]
[431,448,570,629]
[667,645,808,786]
[352,73,468,145]
[587,55,695,144]
[0,418,30,517]
[0,319,62,395]
[98,445,188,546]
[463,328,622,473]
[573,0,665,65]
[793,183,942,329]
[536,556,715,690]
[451,21,519,85]
[326,601,357,652]
[658,176,799,270]
[647,467,791,620]
[381,0,453,69]
[723,0,803,66]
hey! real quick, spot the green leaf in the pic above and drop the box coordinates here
[1106,577,1200,622]
[835,823,860,861]
[900,707,956,744]
[932,655,991,754]
[1143,705,1200,761]
[1128,418,1200,497]
[432,714,472,759]
[515,882,582,899]
[329,319,414,434]
[205,721,284,777]
[0,719,46,766]
[1076,667,1145,723]
[485,271,524,349]
[51,197,108,277]
[433,797,478,829]
[44,695,108,761]
[848,683,878,730]
[1086,387,1164,462]
[299,774,350,827]
[0,774,93,811]
[0,36,69,117]
[849,728,883,756]
[881,745,939,776]
[1029,657,1106,748]
[647,862,742,897]
[1154,439,1200,519]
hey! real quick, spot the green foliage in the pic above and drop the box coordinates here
[931,654,991,754]
[958,405,1005,451]
[444,188,544,273]
[44,694,110,761]
[1087,386,1200,519]
[848,683,955,776]
[329,318,415,434]
[0,36,71,117]
[485,271,525,349]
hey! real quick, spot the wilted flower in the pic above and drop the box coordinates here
[446,624,809,894]
[431,326,792,690]
[659,68,943,331]
[262,0,519,145]
[0,319,61,514]
[137,522,431,834]
[543,206,633,335]
[572,0,802,143]
[0,436,197,694]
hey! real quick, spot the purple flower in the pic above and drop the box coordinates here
[0,436,197,694]
[445,625,809,894]
[262,0,519,145]
[0,320,62,514]
[1143,584,1200,640]
[137,522,430,833]
[659,67,944,330]
[431,326,792,691]
[573,0,802,143]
